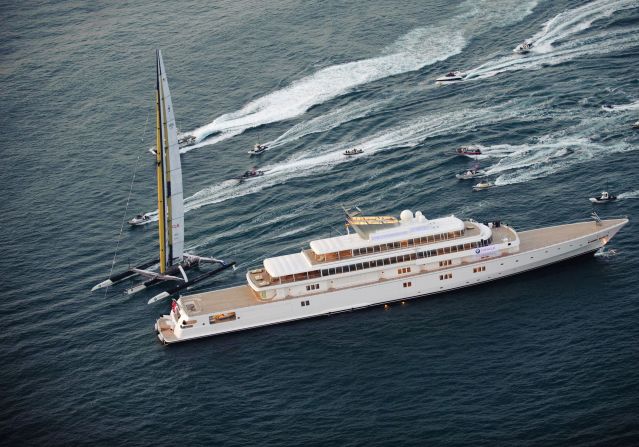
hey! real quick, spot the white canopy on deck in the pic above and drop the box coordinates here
[310,215,465,255]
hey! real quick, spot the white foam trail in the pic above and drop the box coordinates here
[182,0,538,150]
[618,190,639,199]
[466,0,639,80]
[532,0,638,53]
[180,129,244,154]
[488,127,636,187]
[191,30,464,143]
[601,100,639,112]
[180,102,534,213]
[266,98,393,150]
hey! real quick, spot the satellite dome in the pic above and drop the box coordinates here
[400,209,413,222]
[415,211,426,222]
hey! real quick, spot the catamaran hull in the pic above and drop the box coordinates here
[156,220,625,344]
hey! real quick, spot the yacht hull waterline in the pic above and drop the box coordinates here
[155,211,628,344]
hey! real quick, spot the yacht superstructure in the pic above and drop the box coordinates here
[156,208,627,344]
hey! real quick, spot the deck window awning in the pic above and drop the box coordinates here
[263,252,312,277]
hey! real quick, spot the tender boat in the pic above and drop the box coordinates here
[436,71,465,83]
[456,145,482,156]
[513,41,533,54]
[344,148,364,156]
[128,213,152,226]
[589,191,617,204]
[248,143,268,155]
[178,134,196,147]
[456,168,485,180]
[155,206,628,344]
[472,181,493,191]
[237,168,265,180]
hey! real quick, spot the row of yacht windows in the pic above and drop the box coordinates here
[318,229,466,262]
[275,237,493,284]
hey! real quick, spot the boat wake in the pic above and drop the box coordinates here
[618,189,639,199]
[178,0,538,151]
[264,98,393,150]
[179,102,533,213]
[601,100,639,112]
[481,118,637,186]
[466,0,639,80]
[188,29,465,147]
[179,129,244,154]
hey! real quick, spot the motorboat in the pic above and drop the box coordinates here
[248,143,268,155]
[237,168,265,181]
[456,168,485,180]
[178,134,196,147]
[344,148,364,156]
[589,191,617,204]
[128,213,152,226]
[435,71,465,83]
[632,120,639,129]
[456,145,482,156]
[513,41,533,54]
[601,104,615,111]
[472,181,493,191]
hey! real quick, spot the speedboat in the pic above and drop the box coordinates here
[128,213,152,226]
[344,148,364,156]
[456,145,482,156]
[633,120,639,129]
[601,104,615,111]
[435,71,465,83]
[456,168,485,180]
[236,168,265,181]
[178,134,196,147]
[589,191,617,204]
[248,143,268,155]
[472,181,493,191]
[513,41,533,54]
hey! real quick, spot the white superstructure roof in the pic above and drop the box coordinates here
[310,214,464,255]
[263,252,311,278]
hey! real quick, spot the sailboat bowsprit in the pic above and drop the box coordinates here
[92,50,235,302]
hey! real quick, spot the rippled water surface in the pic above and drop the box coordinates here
[1,0,639,445]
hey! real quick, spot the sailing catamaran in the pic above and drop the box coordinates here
[92,50,235,302]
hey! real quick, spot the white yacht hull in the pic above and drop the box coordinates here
[156,219,626,344]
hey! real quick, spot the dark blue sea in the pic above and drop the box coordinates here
[2,0,639,445]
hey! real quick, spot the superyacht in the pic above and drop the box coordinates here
[156,207,627,343]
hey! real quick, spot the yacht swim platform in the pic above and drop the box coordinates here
[163,218,625,327]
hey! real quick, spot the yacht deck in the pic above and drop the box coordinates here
[517,219,623,252]
[180,285,260,316]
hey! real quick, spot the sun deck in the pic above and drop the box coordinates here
[179,285,261,315]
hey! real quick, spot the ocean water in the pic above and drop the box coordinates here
[1,0,639,445]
